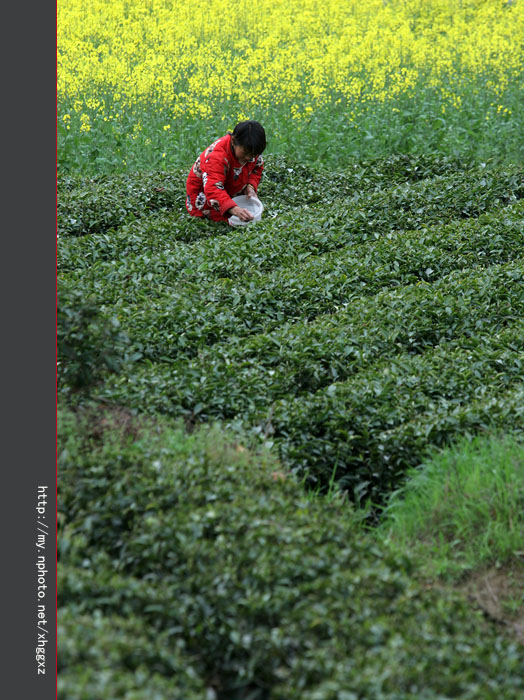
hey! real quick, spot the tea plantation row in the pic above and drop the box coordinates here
[58,205,523,357]
[58,155,524,501]
[58,407,524,699]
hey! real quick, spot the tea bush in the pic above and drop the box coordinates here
[94,260,524,413]
[57,287,131,391]
[58,407,524,699]
[58,611,205,700]
[57,155,524,500]
[57,171,184,238]
[59,205,524,360]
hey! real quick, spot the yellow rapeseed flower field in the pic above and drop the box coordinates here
[58,0,523,121]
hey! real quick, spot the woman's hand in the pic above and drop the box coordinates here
[245,184,256,198]
[230,205,254,221]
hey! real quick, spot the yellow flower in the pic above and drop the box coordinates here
[58,0,524,118]
[79,113,91,132]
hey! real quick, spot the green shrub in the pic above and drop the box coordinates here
[58,610,205,700]
[268,325,524,499]
[59,206,524,361]
[57,170,185,237]
[93,259,524,418]
[57,288,130,391]
[57,156,524,503]
[58,407,524,699]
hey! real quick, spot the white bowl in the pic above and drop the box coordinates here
[229,195,264,226]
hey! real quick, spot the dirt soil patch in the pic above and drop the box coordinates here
[458,561,524,643]
[76,403,155,443]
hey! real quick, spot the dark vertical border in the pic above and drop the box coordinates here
[4,2,57,698]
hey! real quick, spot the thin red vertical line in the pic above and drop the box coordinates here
[55,0,59,696]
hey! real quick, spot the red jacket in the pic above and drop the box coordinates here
[186,133,264,218]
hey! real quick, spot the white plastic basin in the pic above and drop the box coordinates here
[229,195,264,226]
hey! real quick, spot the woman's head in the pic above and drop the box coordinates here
[231,120,266,163]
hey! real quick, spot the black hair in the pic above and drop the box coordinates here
[230,120,266,155]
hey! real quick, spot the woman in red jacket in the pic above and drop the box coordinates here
[186,120,266,223]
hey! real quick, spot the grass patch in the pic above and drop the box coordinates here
[379,432,524,581]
